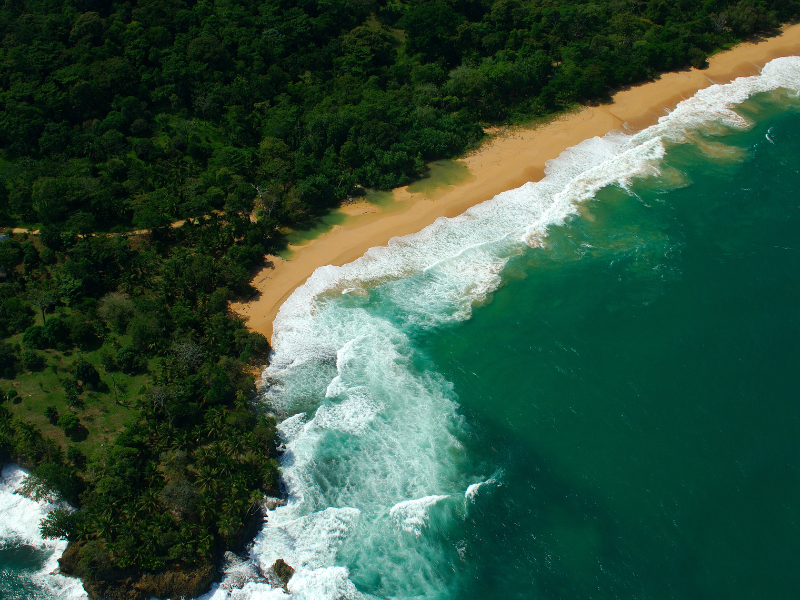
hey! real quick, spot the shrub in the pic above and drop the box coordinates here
[21,349,45,371]
[63,379,81,408]
[44,406,59,424]
[0,342,19,378]
[74,359,100,388]
[22,325,45,349]
[116,345,146,374]
[57,413,80,433]
[98,349,116,372]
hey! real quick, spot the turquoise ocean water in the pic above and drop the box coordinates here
[0,546,55,599]
[427,94,800,599]
[2,58,800,599]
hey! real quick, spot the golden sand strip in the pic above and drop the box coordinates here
[232,24,800,342]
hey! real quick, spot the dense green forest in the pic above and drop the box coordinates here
[1,0,797,231]
[1,0,798,598]
[0,219,282,598]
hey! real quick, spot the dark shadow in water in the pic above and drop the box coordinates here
[0,545,50,600]
[446,432,709,600]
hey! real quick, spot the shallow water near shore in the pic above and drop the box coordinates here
[0,464,86,599]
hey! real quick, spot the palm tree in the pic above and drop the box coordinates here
[204,407,226,439]
[15,420,40,447]
[195,466,217,494]
[92,512,115,540]
[135,488,160,514]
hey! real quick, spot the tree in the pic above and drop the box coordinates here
[32,178,71,224]
[0,342,18,379]
[399,2,465,65]
[22,349,45,371]
[117,345,147,374]
[42,318,70,349]
[0,0,795,595]
[75,359,100,389]
[98,293,135,333]
[27,285,59,322]
[170,340,204,374]
[44,406,59,424]
[41,507,78,541]
[67,446,86,468]
[57,413,80,434]
[0,239,23,274]
[62,379,81,409]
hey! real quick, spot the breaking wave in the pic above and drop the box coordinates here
[0,464,87,600]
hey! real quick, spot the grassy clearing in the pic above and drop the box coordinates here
[1,311,151,458]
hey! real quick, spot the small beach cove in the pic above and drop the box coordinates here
[231,22,800,342]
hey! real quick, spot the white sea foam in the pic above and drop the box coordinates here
[288,567,363,599]
[465,478,496,502]
[202,566,371,600]
[252,507,362,572]
[0,464,88,599]
[314,392,380,435]
[271,58,800,355]
[250,310,466,598]
[199,581,289,600]
[389,495,449,536]
[210,57,800,600]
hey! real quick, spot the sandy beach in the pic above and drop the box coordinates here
[231,24,800,342]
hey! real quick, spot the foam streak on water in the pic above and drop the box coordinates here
[196,56,800,600]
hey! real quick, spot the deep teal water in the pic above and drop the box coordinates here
[0,545,52,599]
[425,95,800,599]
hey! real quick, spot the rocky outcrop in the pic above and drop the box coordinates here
[271,559,295,592]
[59,542,216,600]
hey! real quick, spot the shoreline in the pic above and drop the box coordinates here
[231,24,800,342]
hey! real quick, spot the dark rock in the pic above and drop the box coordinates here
[264,496,287,511]
[228,504,267,551]
[59,542,215,600]
[58,542,81,573]
[271,559,294,592]
[132,563,215,600]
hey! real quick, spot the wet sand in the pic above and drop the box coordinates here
[231,24,800,342]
